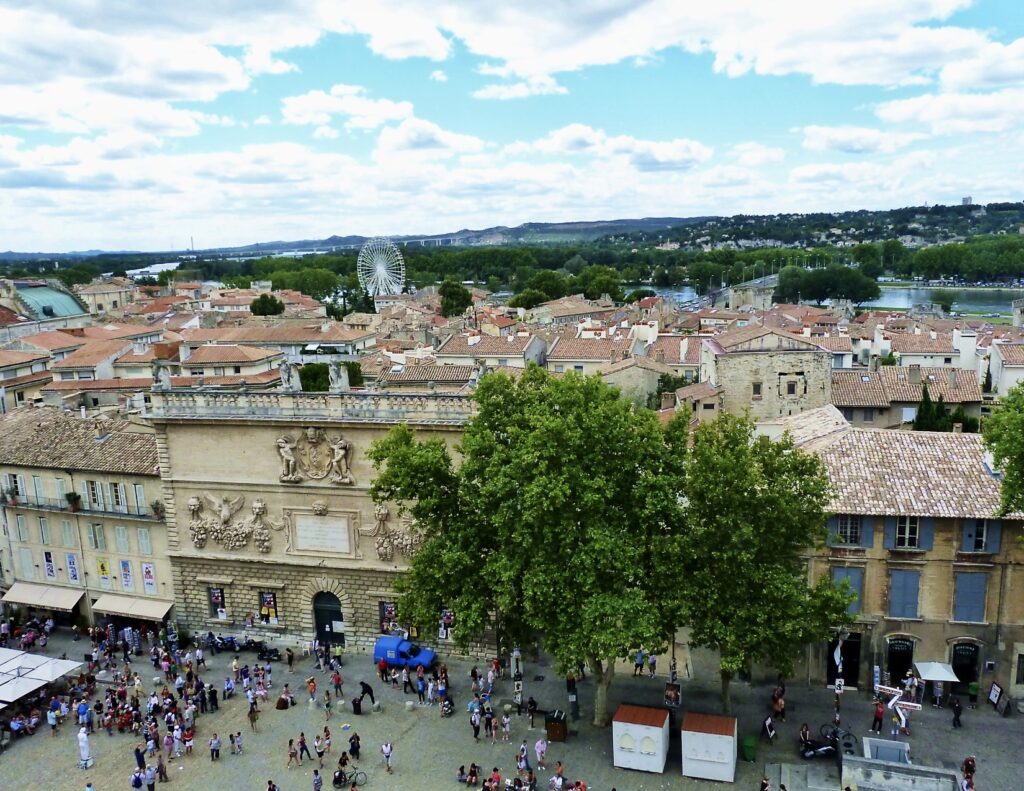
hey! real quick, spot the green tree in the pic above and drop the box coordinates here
[930,288,956,314]
[773,265,806,303]
[573,265,623,302]
[626,288,657,303]
[485,276,502,294]
[984,365,992,393]
[368,368,690,726]
[439,280,473,317]
[299,363,330,392]
[851,243,882,279]
[983,383,1024,514]
[913,385,936,430]
[646,373,690,409]
[524,270,568,301]
[250,294,285,315]
[680,413,852,711]
[508,289,548,310]
[879,352,898,366]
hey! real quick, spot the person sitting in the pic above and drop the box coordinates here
[10,714,28,736]
[466,763,480,786]
[223,677,235,698]
[798,723,811,746]
[332,768,347,788]
[456,765,468,783]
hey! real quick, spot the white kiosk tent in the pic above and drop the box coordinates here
[681,711,738,783]
[0,651,82,703]
[913,661,960,684]
[612,704,670,774]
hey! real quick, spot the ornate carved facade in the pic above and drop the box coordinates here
[276,427,354,485]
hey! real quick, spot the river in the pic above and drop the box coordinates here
[652,286,1024,315]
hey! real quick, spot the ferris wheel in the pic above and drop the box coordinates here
[356,237,406,296]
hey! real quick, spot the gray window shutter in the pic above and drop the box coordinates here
[961,519,977,552]
[860,518,875,549]
[954,573,988,622]
[79,481,90,509]
[919,517,935,551]
[883,516,897,549]
[986,520,1002,553]
[826,516,839,547]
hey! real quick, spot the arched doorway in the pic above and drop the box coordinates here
[886,637,914,685]
[951,642,980,694]
[313,592,345,647]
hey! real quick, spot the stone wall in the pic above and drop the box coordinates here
[716,348,832,420]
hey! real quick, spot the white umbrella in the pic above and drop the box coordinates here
[25,658,83,683]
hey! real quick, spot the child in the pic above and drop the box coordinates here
[235,731,244,755]
[229,733,237,755]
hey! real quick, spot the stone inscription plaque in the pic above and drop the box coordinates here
[294,514,350,554]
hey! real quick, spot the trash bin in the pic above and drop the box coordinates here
[741,735,757,762]
[545,709,567,742]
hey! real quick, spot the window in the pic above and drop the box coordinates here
[896,516,920,548]
[87,523,106,551]
[554,365,564,373]
[213,367,225,376]
[961,519,1001,553]
[32,475,44,503]
[841,408,854,420]
[837,515,862,545]
[190,369,203,376]
[953,573,988,622]
[5,473,24,496]
[18,547,34,579]
[259,592,279,623]
[133,484,146,513]
[114,525,130,553]
[889,569,920,618]
[15,514,28,542]
[497,359,508,367]
[78,371,93,380]
[233,366,242,374]
[702,403,716,410]
[1017,654,1024,686]
[38,517,51,545]
[573,365,584,372]
[87,480,104,510]
[786,381,797,396]
[862,408,874,423]
[137,527,152,555]
[55,478,66,501]
[61,520,76,547]
[208,587,226,618]
[752,382,763,398]
[944,357,953,365]
[112,483,127,512]
[831,567,864,614]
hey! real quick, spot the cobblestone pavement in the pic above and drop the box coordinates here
[4,633,1023,791]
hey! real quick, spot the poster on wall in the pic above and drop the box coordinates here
[120,559,134,592]
[438,608,455,641]
[66,553,80,584]
[379,601,399,633]
[260,591,278,624]
[97,557,111,590]
[142,563,157,595]
[43,551,57,580]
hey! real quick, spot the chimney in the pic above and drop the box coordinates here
[952,423,963,433]
[467,334,481,346]
[661,392,676,410]
[908,364,921,385]
[610,349,620,363]
[948,368,957,388]
[654,348,666,364]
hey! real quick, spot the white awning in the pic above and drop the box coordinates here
[914,661,960,682]
[0,653,49,675]
[0,673,46,703]
[0,647,22,665]
[91,594,173,621]
[2,582,84,612]
[25,658,83,682]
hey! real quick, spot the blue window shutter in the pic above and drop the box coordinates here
[883,516,897,549]
[833,567,864,614]
[860,518,875,549]
[920,518,935,551]
[890,570,920,618]
[987,520,1002,553]
[954,573,988,622]
[826,516,839,547]
[961,519,977,552]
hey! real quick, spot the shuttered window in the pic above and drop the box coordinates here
[953,572,988,623]
[961,519,1001,553]
[831,567,864,614]
[889,569,920,618]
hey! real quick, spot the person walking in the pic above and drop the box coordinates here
[323,725,332,754]
[402,666,413,694]
[870,699,885,734]
[380,740,394,774]
[299,731,314,763]
[156,753,168,783]
[312,769,323,791]
[249,705,260,732]
[236,732,244,755]
[135,743,147,770]
[131,768,145,790]
[348,732,361,760]
[952,697,963,728]
[501,712,512,742]
[287,739,299,768]
[633,649,644,677]
[331,669,343,697]
[534,737,547,770]
[470,708,481,741]
[647,653,657,679]
[144,764,156,791]
[208,733,221,761]
[324,690,332,720]
[286,647,295,673]
[314,734,326,768]
[416,674,426,705]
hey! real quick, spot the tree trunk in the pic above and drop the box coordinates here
[720,667,733,713]
[590,656,615,727]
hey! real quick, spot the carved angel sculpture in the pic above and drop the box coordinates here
[204,494,244,525]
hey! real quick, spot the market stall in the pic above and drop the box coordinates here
[681,711,737,783]
[612,704,670,773]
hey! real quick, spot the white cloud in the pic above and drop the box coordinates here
[801,125,927,154]
[473,75,567,100]
[313,125,339,140]
[875,88,1024,134]
[281,83,414,130]
[939,38,1024,91]
[254,115,272,126]
[375,118,484,158]
[429,70,448,82]
[508,124,712,171]
[731,142,785,166]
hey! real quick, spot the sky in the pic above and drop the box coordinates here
[0,1,1022,252]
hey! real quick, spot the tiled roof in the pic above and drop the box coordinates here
[818,429,1011,518]
[436,334,536,357]
[995,342,1024,366]
[12,331,84,352]
[115,348,157,364]
[891,333,955,354]
[548,336,634,361]
[378,364,476,384]
[0,350,49,368]
[813,335,853,352]
[0,407,158,476]
[185,344,281,364]
[181,324,371,344]
[538,297,615,318]
[50,339,132,370]
[646,335,701,365]
[599,355,677,376]
[674,381,722,401]
[77,325,156,340]
[831,367,982,407]
[78,282,132,294]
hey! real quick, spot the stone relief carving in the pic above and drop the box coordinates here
[311,500,329,516]
[275,427,355,486]
[186,494,286,553]
[358,504,424,561]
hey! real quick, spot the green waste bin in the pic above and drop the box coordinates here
[742,735,757,762]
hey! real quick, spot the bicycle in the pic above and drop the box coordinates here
[340,765,367,787]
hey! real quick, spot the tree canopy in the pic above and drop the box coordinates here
[984,384,1024,515]
[439,280,473,317]
[250,293,284,315]
[680,413,852,710]
[368,367,690,725]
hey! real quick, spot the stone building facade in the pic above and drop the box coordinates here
[146,389,474,654]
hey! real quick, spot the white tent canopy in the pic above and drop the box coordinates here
[914,661,960,682]
[25,658,83,683]
[0,674,46,703]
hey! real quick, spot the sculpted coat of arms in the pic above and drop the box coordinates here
[276,427,354,485]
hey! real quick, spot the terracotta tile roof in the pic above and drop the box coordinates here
[0,407,158,476]
[185,344,281,364]
[378,364,476,384]
[0,350,49,368]
[813,335,853,352]
[12,331,85,352]
[818,429,1012,518]
[548,336,634,361]
[539,296,616,318]
[77,325,156,340]
[681,711,736,736]
[182,325,371,344]
[50,339,132,370]
[995,342,1024,366]
[710,325,823,353]
[78,282,132,294]
[599,355,677,377]
[115,348,157,364]
[0,370,52,389]
[614,704,668,728]
[831,367,981,407]
[42,378,153,393]
[674,381,722,401]
[0,305,29,327]
[891,334,956,354]
[646,335,701,365]
[436,334,537,357]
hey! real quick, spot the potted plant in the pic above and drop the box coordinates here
[65,491,82,512]
[150,499,166,520]
[3,487,18,505]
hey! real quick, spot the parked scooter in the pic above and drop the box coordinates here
[256,642,281,662]
[214,634,240,653]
